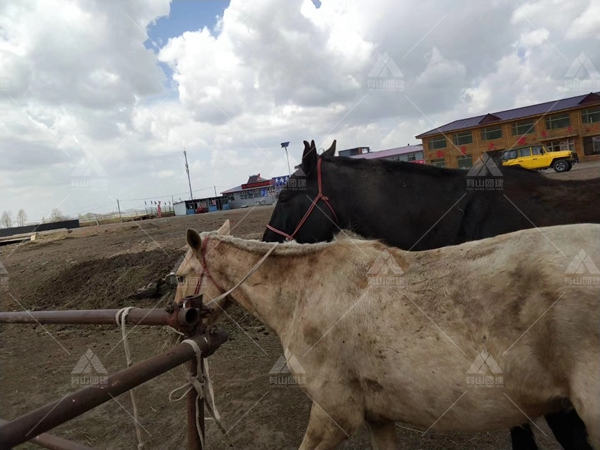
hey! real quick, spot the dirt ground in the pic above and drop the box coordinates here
[2,163,598,450]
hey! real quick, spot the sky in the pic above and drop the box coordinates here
[1,0,599,223]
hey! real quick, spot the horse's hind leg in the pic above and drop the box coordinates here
[510,423,538,450]
[570,362,600,450]
[298,402,361,450]
[367,421,396,450]
[544,409,593,450]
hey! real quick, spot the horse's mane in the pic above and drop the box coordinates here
[323,155,552,182]
[200,232,369,256]
[325,156,461,177]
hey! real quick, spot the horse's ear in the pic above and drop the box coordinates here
[186,229,202,252]
[217,220,231,236]
[321,140,336,158]
[301,140,318,175]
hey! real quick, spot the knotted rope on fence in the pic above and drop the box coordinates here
[169,339,228,448]
[115,307,145,450]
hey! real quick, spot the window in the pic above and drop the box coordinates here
[430,158,446,167]
[390,151,424,162]
[545,113,570,130]
[519,148,531,157]
[457,155,472,169]
[502,150,517,161]
[532,146,544,155]
[226,194,234,201]
[428,137,447,150]
[512,120,535,136]
[546,139,575,152]
[583,135,600,156]
[582,107,600,124]
[481,126,503,141]
[453,131,473,146]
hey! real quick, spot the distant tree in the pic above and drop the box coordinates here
[1,211,13,228]
[16,209,27,227]
[48,208,69,223]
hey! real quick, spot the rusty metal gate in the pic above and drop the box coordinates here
[0,297,227,450]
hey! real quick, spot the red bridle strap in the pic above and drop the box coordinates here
[193,237,227,296]
[266,158,338,241]
[192,237,278,307]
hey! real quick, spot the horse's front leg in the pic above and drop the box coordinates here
[298,401,362,450]
[367,420,397,450]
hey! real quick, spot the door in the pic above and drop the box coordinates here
[516,147,534,169]
[532,145,551,168]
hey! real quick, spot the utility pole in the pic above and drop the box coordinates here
[184,149,193,200]
[214,186,217,197]
[117,199,121,218]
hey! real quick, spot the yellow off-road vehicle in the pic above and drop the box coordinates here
[501,145,578,173]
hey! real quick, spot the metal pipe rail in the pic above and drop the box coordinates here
[0,308,199,327]
[0,419,94,450]
[0,328,228,449]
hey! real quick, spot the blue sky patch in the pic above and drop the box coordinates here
[144,1,230,96]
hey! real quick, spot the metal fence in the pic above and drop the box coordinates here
[0,220,80,238]
[0,296,227,450]
[78,208,176,227]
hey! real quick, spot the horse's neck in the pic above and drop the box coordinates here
[326,162,464,248]
[206,240,295,336]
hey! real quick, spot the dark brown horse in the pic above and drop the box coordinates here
[263,140,600,450]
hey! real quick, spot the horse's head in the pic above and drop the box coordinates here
[263,139,337,243]
[174,220,232,324]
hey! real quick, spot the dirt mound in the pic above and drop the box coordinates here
[24,249,183,310]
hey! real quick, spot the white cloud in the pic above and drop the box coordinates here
[566,1,600,40]
[415,47,467,89]
[1,0,599,222]
[520,29,550,47]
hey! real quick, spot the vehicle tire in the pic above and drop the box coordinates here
[565,162,573,171]
[553,160,569,173]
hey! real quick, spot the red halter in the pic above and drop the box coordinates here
[193,237,227,296]
[266,158,338,241]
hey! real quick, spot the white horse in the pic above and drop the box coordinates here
[175,221,600,450]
